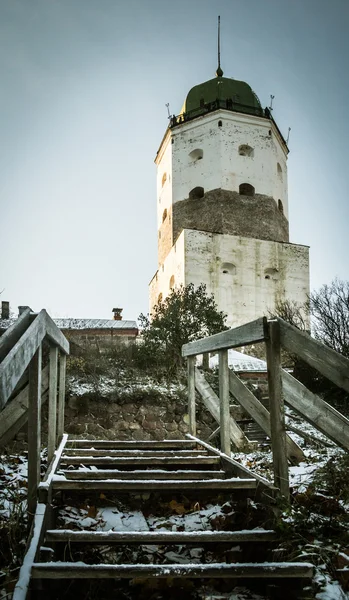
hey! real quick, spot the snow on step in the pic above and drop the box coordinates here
[63,449,206,457]
[31,561,314,579]
[60,455,220,465]
[45,529,278,543]
[51,477,257,491]
[66,439,199,449]
[62,469,226,480]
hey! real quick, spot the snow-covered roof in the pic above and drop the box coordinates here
[0,317,138,331]
[54,318,138,330]
[208,349,267,372]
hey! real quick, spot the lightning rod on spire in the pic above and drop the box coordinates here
[216,16,223,77]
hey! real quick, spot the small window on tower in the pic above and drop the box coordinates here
[238,145,254,157]
[162,208,167,222]
[218,120,223,127]
[221,262,236,275]
[278,199,284,214]
[264,268,279,281]
[158,293,163,303]
[162,172,167,187]
[277,163,283,177]
[189,149,203,161]
[239,183,255,196]
[189,186,205,199]
[169,275,175,289]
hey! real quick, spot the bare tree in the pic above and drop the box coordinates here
[310,278,349,357]
[270,299,308,331]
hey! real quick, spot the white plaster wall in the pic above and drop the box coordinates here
[169,111,289,218]
[149,234,185,313]
[156,134,172,228]
[183,229,309,327]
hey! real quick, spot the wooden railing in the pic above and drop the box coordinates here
[0,308,69,515]
[182,317,349,499]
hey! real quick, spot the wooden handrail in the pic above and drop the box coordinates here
[182,317,266,357]
[0,307,33,363]
[0,310,69,409]
[277,317,349,393]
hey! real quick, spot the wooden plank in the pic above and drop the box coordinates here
[63,449,207,457]
[66,440,198,449]
[219,350,231,454]
[182,317,266,357]
[265,321,289,499]
[44,311,69,355]
[186,434,276,491]
[286,423,334,448]
[60,455,220,466]
[27,346,42,517]
[194,368,249,450]
[278,317,349,393]
[0,307,33,363]
[187,356,196,435]
[0,365,49,446]
[12,503,47,600]
[0,311,46,409]
[31,561,314,580]
[57,353,66,441]
[228,369,305,464]
[45,529,278,543]
[38,434,68,502]
[282,370,349,451]
[52,478,257,491]
[47,346,58,463]
[62,469,226,480]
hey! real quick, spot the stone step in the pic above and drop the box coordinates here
[45,529,278,544]
[31,561,314,580]
[62,469,226,480]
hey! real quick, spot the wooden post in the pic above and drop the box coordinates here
[219,349,230,455]
[28,345,42,517]
[57,353,66,441]
[47,346,58,464]
[202,353,209,370]
[187,356,196,436]
[265,320,289,499]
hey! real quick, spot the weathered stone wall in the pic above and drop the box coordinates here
[173,189,289,244]
[64,389,216,441]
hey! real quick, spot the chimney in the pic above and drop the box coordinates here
[1,301,10,320]
[112,307,123,321]
[18,306,30,316]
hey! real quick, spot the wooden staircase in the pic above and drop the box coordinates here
[14,436,314,599]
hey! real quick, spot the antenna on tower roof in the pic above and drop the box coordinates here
[216,16,223,77]
[165,103,171,120]
[286,127,291,145]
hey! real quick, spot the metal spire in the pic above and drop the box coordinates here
[216,16,223,77]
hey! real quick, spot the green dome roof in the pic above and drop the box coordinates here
[181,75,263,118]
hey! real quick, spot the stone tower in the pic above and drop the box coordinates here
[149,68,309,327]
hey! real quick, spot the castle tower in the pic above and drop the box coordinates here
[149,64,309,327]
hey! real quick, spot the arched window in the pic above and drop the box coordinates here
[221,262,236,275]
[189,148,203,161]
[169,275,175,289]
[238,144,254,157]
[277,163,283,178]
[239,183,255,196]
[157,293,163,303]
[278,199,284,214]
[264,268,279,281]
[162,208,167,222]
[162,172,167,187]
[189,186,205,199]
[218,120,223,127]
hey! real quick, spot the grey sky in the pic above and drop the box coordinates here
[1,0,348,320]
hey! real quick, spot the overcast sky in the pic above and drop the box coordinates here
[1,0,348,321]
